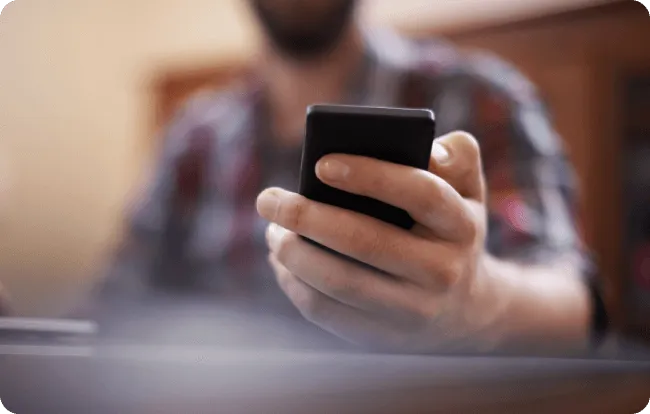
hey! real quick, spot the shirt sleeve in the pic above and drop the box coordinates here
[433,52,585,267]
[430,52,611,344]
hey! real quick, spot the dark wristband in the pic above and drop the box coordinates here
[0,291,10,317]
[587,277,609,347]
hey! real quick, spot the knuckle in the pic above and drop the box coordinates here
[274,231,299,265]
[456,132,481,161]
[280,197,308,231]
[325,271,357,299]
[331,221,351,243]
[460,203,485,243]
[388,238,414,264]
[413,173,441,218]
[461,213,480,243]
[420,258,442,285]
[451,132,482,179]
[296,289,322,323]
[275,267,293,293]
[421,255,461,290]
[439,259,464,289]
[278,274,291,294]
[352,226,386,263]
[456,159,476,187]
[368,168,389,193]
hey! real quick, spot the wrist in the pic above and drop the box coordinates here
[479,255,591,354]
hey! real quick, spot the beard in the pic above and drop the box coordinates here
[249,0,357,61]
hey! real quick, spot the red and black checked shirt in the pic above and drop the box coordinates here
[113,31,587,295]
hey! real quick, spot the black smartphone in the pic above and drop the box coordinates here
[299,104,436,232]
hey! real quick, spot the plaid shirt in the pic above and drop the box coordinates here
[107,30,585,297]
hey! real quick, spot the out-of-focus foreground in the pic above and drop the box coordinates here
[0,0,648,343]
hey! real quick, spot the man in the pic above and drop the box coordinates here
[97,0,605,353]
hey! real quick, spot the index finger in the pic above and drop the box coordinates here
[315,154,477,243]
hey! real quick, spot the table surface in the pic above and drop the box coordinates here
[1,345,649,414]
[1,301,649,414]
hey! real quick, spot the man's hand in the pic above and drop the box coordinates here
[256,132,589,353]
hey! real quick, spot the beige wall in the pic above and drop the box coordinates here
[0,0,606,316]
[0,0,259,315]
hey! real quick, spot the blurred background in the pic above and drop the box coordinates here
[0,0,648,342]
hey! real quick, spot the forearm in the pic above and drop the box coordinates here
[482,254,591,354]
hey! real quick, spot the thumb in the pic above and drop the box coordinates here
[429,131,486,202]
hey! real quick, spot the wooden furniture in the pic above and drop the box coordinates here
[151,62,249,135]
[149,0,650,339]
[437,0,650,341]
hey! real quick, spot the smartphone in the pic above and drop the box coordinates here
[299,104,436,232]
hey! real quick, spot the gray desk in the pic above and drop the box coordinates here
[1,303,649,414]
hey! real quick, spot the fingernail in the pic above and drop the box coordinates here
[257,190,281,220]
[431,142,450,164]
[266,223,279,246]
[317,159,350,182]
[266,223,288,252]
[268,222,282,239]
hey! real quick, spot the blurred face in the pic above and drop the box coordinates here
[248,0,358,60]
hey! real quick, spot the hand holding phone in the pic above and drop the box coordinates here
[299,105,436,230]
